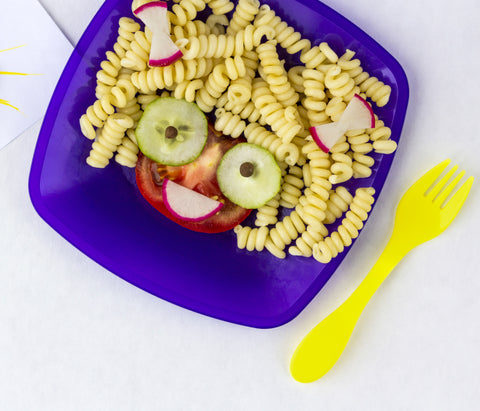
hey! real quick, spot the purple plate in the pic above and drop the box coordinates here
[29,0,408,328]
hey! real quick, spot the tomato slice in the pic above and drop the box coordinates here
[135,124,252,233]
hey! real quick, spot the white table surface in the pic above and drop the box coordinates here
[2,0,480,410]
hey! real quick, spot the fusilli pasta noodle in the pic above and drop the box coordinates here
[168,0,209,26]
[207,0,235,16]
[243,122,299,165]
[279,166,304,208]
[181,25,275,59]
[227,0,261,35]
[254,194,280,227]
[214,108,246,137]
[234,225,269,251]
[86,113,134,168]
[264,210,305,258]
[115,136,140,168]
[312,187,375,263]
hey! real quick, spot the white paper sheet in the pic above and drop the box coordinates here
[0,0,72,150]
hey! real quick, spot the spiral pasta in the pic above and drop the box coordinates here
[181,25,275,59]
[251,79,302,143]
[172,79,204,102]
[358,76,391,107]
[173,19,211,40]
[299,41,338,70]
[109,77,138,108]
[302,141,332,180]
[329,152,353,185]
[279,166,304,208]
[227,0,261,35]
[79,97,115,140]
[214,108,246,137]
[324,65,357,100]
[296,177,330,230]
[205,14,229,35]
[257,40,299,107]
[219,96,263,124]
[226,78,252,106]
[254,194,280,227]
[131,58,213,93]
[168,0,209,26]
[234,225,269,251]
[289,222,328,257]
[323,186,354,224]
[325,96,346,122]
[287,66,305,93]
[312,187,375,263]
[373,139,397,154]
[195,63,231,112]
[116,96,142,130]
[224,55,247,80]
[368,119,392,141]
[115,136,140,168]
[121,30,151,72]
[86,114,134,168]
[95,51,122,98]
[352,152,375,179]
[302,68,328,125]
[265,210,305,258]
[207,0,235,15]
[253,5,311,56]
[115,17,141,59]
[243,122,299,165]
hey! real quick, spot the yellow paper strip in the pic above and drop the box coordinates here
[0,44,27,53]
[0,99,20,111]
[0,71,30,76]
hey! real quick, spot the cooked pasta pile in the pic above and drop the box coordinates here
[79,0,398,262]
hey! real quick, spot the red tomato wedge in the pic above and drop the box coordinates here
[135,124,252,233]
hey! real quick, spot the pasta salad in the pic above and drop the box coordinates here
[78,0,398,263]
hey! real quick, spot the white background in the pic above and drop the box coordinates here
[1,0,480,410]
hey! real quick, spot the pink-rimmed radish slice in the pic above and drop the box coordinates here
[134,1,169,33]
[341,94,375,130]
[162,179,224,222]
[310,122,343,153]
[149,32,183,67]
[134,1,183,67]
[310,94,375,153]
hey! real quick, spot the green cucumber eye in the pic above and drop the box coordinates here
[136,97,208,166]
[217,143,282,209]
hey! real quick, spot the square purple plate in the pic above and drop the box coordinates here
[29,0,408,328]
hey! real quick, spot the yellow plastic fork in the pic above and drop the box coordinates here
[290,159,474,383]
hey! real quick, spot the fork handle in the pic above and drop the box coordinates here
[290,234,411,383]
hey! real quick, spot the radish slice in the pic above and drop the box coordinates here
[134,1,183,67]
[341,94,376,130]
[310,94,375,153]
[149,32,184,67]
[310,122,343,153]
[162,179,224,222]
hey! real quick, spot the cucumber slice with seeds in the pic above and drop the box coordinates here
[217,143,282,209]
[136,97,208,166]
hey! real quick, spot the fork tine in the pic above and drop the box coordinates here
[433,170,465,206]
[426,164,458,200]
[442,176,474,219]
[411,159,451,195]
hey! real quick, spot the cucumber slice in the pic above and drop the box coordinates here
[135,97,208,166]
[217,143,282,209]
